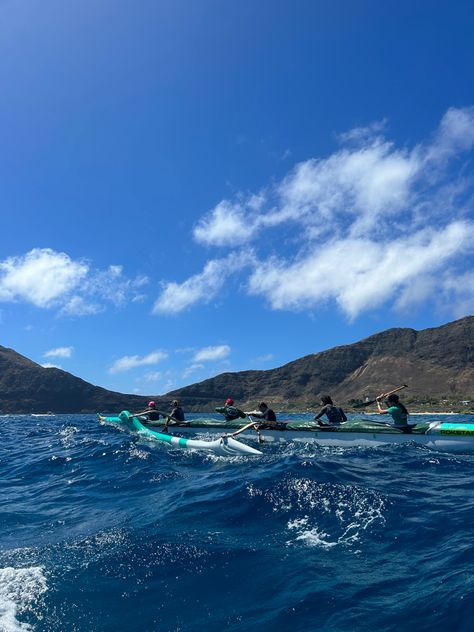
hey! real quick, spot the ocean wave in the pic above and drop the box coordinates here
[0,566,47,632]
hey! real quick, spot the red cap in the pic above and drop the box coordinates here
[148,401,156,408]
[225,398,234,405]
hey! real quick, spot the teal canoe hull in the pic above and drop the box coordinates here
[98,411,262,456]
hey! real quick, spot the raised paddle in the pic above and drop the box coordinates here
[352,384,408,408]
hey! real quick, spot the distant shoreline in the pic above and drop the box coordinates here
[409,412,458,415]
[349,410,473,416]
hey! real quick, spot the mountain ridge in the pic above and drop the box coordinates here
[166,316,474,409]
[1,316,473,413]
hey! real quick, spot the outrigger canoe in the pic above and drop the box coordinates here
[98,411,262,456]
[117,416,474,454]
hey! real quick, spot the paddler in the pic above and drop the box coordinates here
[215,398,247,421]
[245,401,277,423]
[169,400,185,422]
[376,393,410,428]
[132,401,162,422]
[314,395,347,426]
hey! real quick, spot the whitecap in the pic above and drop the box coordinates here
[287,517,338,549]
[0,566,47,632]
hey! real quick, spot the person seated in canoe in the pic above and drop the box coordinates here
[132,401,162,422]
[245,402,277,423]
[376,393,410,429]
[215,398,247,421]
[314,395,347,426]
[169,400,185,422]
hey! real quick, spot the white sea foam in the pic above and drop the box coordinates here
[0,566,47,632]
[287,517,338,549]
[128,445,150,460]
[285,482,387,548]
[248,478,387,549]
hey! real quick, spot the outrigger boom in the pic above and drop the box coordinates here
[98,411,263,456]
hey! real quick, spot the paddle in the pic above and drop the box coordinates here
[155,409,190,426]
[352,384,408,408]
[135,409,187,429]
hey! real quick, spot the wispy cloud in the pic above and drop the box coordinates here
[192,107,474,249]
[60,296,102,317]
[41,362,62,369]
[159,379,176,395]
[108,351,168,374]
[193,345,231,362]
[143,371,162,382]
[153,252,254,314]
[436,270,474,319]
[253,353,274,364]
[159,106,474,319]
[182,363,205,378]
[0,248,148,316]
[44,346,74,359]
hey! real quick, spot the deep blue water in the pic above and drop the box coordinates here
[1,413,474,631]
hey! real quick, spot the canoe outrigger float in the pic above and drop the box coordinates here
[98,411,263,456]
[99,412,474,454]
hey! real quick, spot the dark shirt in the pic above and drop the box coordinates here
[315,404,347,424]
[170,406,185,422]
[252,408,277,422]
[147,410,161,422]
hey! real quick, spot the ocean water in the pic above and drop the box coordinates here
[1,413,474,632]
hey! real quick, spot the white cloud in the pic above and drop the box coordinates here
[143,371,162,382]
[153,252,253,314]
[108,351,168,374]
[248,221,474,319]
[191,106,474,247]
[83,266,149,306]
[182,363,205,378]
[159,379,176,395]
[0,249,88,307]
[0,248,149,316]
[253,353,274,364]
[42,362,62,369]
[156,107,474,319]
[60,296,102,317]
[426,106,474,164]
[337,119,387,144]
[44,346,74,359]
[193,345,231,362]
[193,200,259,246]
[437,270,474,319]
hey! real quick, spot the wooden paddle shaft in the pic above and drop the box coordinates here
[377,384,408,400]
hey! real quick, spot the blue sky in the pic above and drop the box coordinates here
[1,0,474,397]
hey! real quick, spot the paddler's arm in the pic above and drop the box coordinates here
[314,406,326,420]
[376,398,389,414]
